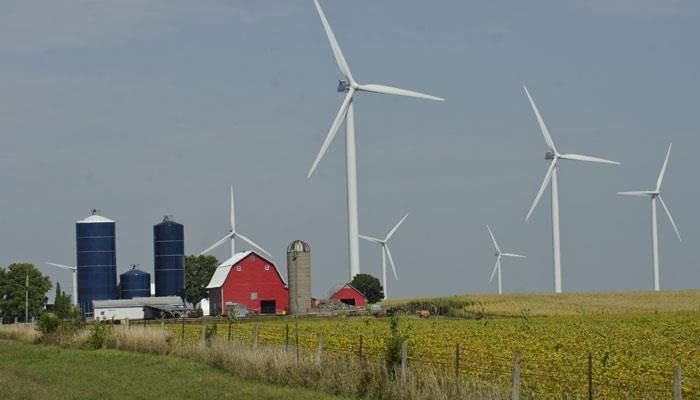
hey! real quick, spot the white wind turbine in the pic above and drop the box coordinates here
[523,86,620,293]
[200,185,272,259]
[308,0,444,280]
[359,213,409,298]
[486,225,526,295]
[45,262,77,306]
[618,144,681,291]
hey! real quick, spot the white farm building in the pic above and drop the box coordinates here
[92,296,186,321]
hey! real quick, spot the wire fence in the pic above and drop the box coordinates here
[126,318,697,399]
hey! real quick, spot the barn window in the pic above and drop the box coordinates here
[236,265,242,272]
[250,292,257,300]
[264,265,270,271]
[251,255,256,260]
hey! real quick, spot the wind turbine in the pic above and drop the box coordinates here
[45,262,77,306]
[523,86,620,293]
[200,185,272,259]
[308,0,444,280]
[359,213,409,298]
[618,144,681,291]
[486,225,526,295]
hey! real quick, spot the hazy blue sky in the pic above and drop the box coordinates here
[1,1,698,300]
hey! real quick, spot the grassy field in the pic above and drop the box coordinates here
[161,290,700,398]
[383,289,700,317]
[0,339,347,400]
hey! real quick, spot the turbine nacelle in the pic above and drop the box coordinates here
[545,151,556,160]
[337,80,351,93]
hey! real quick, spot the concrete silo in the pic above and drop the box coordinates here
[76,209,117,315]
[120,266,151,299]
[287,240,311,315]
[153,216,185,298]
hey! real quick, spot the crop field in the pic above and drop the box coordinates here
[159,309,700,399]
[157,291,700,398]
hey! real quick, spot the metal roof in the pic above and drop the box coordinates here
[287,240,310,253]
[77,214,115,224]
[92,296,183,309]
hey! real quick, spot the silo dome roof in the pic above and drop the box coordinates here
[287,240,310,253]
[77,214,114,224]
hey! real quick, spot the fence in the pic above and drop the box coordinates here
[119,317,698,399]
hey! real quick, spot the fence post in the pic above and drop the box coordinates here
[227,321,232,342]
[181,317,185,340]
[588,352,593,400]
[253,325,259,349]
[359,335,364,359]
[200,321,206,345]
[316,334,324,364]
[125,318,130,330]
[455,343,461,381]
[401,340,408,383]
[285,322,289,351]
[512,352,521,400]
[295,319,300,363]
[673,366,682,400]
[160,320,165,335]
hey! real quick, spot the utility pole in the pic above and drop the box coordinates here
[25,273,29,322]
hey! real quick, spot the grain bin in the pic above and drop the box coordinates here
[120,266,151,299]
[76,209,117,315]
[287,240,311,315]
[153,216,185,298]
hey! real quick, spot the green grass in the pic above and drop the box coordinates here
[0,339,348,400]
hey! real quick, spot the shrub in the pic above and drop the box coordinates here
[37,313,61,335]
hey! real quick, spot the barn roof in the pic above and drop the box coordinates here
[326,283,365,300]
[206,251,287,289]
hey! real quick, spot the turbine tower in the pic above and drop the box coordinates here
[200,185,272,259]
[45,262,77,306]
[618,144,681,291]
[486,225,526,295]
[308,0,444,280]
[523,86,620,293]
[359,213,409,298]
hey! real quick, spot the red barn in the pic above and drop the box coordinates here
[207,251,288,315]
[328,283,367,307]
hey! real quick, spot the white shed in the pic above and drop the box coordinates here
[92,296,185,321]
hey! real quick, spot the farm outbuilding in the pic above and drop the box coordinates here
[327,284,367,307]
[207,251,290,316]
[92,296,186,321]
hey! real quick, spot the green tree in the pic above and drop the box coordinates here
[351,273,384,304]
[184,255,219,308]
[0,263,52,322]
[52,282,72,319]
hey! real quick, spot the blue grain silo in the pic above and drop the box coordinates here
[76,209,117,315]
[120,266,151,299]
[154,216,185,298]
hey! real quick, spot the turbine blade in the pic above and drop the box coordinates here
[313,0,353,82]
[501,253,526,258]
[656,143,672,191]
[617,191,654,197]
[658,196,682,242]
[45,262,76,271]
[200,233,232,255]
[230,185,236,232]
[486,225,501,253]
[489,257,500,283]
[307,89,355,178]
[235,232,273,258]
[359,234,383,245]
[356,84,445,102]
[385,245,399,280]
[559,153,620,165]
[526,159,557,221]
[523,85,557,153]
[385,213,409,241]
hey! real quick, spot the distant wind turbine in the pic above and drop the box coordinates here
[486,225,526,295]
[359,213,409,298]
[45,262,77,306]
[618,144,681,291]
[523,86,620,293]
[308,0,444,280]
[200,185,272,259]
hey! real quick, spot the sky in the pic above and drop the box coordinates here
[1,0,698,301]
